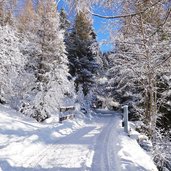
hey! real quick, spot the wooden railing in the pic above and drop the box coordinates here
[59,106,75,123]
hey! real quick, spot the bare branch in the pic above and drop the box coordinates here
[162,7,171,26]
[119,41,144,46]
[90,0,162,19]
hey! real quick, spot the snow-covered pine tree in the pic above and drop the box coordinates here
[66,11,100,96]
[59,8,70,33]
[19,0,76,122]
[0,24,30,108]
[0,0,35,109]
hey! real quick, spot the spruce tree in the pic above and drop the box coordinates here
[66,11,100,96]
[59,8,70,32]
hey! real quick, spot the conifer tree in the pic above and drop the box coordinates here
[66,11,100,96]
[0,23,30,108]
[59,8,70,32]
[19,0,76,121]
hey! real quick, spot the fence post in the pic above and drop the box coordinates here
[122,105,129,133]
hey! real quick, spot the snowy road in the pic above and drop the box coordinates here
[0,105,158,171]
[25,114,120,171]
[0,105,119,171]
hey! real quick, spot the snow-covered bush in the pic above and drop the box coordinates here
[76,85,90,114]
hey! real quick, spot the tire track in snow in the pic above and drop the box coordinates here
[91,115,121,171]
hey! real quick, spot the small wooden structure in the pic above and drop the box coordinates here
[59,106,75,123]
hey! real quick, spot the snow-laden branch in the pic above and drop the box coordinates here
[156,52,171,68]
[90,0,162,19]
[150,7,171,37]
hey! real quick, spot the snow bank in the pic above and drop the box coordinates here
[0,104,86,170]
[117,120,158,171]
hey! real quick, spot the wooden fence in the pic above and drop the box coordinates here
[59,106,75,123]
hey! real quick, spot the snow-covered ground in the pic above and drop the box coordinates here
[0,105,158,171]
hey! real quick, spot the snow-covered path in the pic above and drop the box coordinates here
[0,105,117,171]
[24,115,119,171]
[91,115,121,171]
[0,105,158,171]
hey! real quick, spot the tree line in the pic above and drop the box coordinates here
[0,0,101,121]
[0,0,171,170]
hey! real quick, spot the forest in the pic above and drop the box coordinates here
[0,0,171,170]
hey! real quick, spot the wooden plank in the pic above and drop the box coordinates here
[59,114,75,123]
[59,106,75,112]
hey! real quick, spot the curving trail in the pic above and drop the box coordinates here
[26,113,121,171]
[0,105,122,171]
[24,112,121,171]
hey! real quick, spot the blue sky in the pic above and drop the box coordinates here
[92,5,121,52]
[57,1,121,52]
[93,13,113,52]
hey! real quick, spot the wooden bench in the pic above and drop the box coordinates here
[59,106,75,123]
